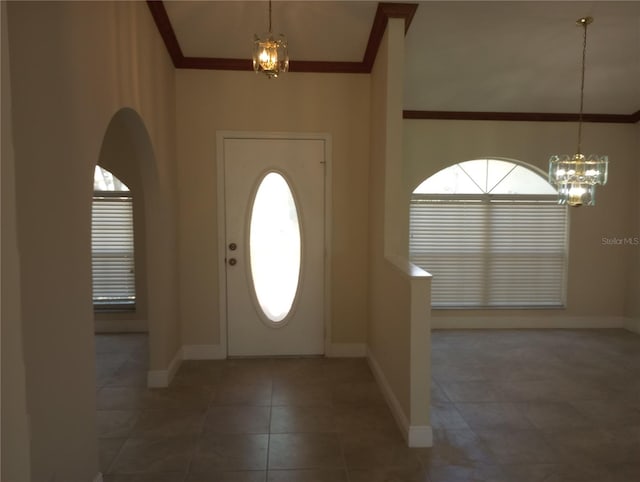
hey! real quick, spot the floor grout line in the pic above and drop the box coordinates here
[265,378,273,482]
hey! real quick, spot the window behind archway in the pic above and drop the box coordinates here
[92,166,136,310]
[410,159,567,308]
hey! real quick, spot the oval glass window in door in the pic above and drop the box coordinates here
[249,172,301,323]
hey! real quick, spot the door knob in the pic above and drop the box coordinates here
[229,243,237,251]
[228,258,237,266]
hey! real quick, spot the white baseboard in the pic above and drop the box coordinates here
[408,425,433,448]
[366,348,433,448]
[183,344,226,360]
[366,349,410,438]
[180,342,368,359]
[325,342,366,357]
[432,315,627,330]
[93,473,103,482]
[624,318,640,335]
[147,348,182,388]
[145,344,227,387]
[94,319,148,333]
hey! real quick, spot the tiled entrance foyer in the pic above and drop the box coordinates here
[96,329,640,481]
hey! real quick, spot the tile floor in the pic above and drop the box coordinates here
[96,329,640,481]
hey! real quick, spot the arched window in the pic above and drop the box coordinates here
[92,166,136,310]
[410,159,567,308]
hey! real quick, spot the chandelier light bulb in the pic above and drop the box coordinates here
[252,0,289,79]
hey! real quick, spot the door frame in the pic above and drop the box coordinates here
[216,131,333,357]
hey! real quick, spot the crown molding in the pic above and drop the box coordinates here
[179,57,250,71]
[146,1,418,74]
[403,110,639,124]
[180,57,367,74]
[362,3,418,71]
[146,0,182,67]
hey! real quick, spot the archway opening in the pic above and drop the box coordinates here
[92,108,162,472]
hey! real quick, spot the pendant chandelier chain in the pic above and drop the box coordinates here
[577,17,590,155]
[268,0,272,33]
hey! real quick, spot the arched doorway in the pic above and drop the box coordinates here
[93,112,150,334]
[93,108,179,472]
[93,107,179,378]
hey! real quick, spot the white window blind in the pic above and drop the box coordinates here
[410,198,567,308]
[410,159,568,309]
[92,193,136,308]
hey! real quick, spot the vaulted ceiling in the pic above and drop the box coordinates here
[152,1,640,119]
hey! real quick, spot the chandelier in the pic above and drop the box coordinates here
[253,0,289,79]
[548,17,608,207]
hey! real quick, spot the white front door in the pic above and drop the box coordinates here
[222,136,326,356]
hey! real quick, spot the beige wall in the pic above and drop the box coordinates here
[366,19,432,444]
[404,119,638,321]
[1,3,32,480]
[626,122,640,320]
[367,19,411,420]
[5,1,178,479]
[176,70,371,347]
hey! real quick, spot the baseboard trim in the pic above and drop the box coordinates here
[147,348,182,388]
[432,315,627,330]
[93,473,103,482]
[366,348,410,439]
[408,425,433,447]
[325,343,366,358]
[183,344,226,360]
[94,319,148,333]
[367,348,433,448]
[624,318,640,335]
[146,344,226,387]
